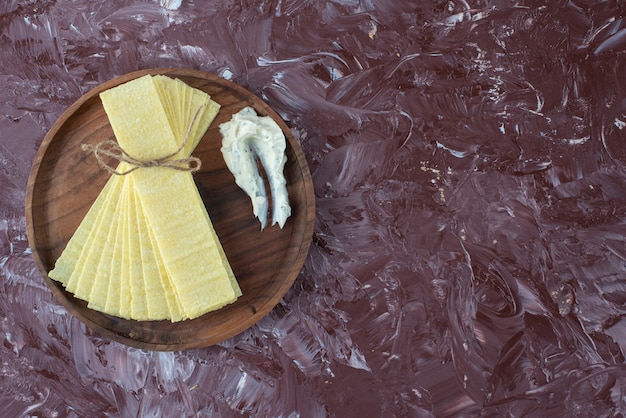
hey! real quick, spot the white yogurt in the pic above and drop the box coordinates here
[219,107,291,229]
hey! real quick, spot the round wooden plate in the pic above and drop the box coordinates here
[25,68,315,351]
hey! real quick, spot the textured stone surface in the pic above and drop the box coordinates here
[3,0,626,416]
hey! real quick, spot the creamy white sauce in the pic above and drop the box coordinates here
[219,107,291,229]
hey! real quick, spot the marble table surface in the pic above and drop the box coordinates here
[2,0,626,416]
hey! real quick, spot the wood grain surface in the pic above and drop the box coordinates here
[25,68,315,350]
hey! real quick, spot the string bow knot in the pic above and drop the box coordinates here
[83,104,205,176]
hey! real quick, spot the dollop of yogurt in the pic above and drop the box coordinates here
[219,107,291,229]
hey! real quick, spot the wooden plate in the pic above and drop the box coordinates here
[25,68,315,351]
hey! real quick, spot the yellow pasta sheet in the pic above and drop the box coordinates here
[49,74,240,322]
[100,75,240,319]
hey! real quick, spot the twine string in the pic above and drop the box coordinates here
[82,103,206,176]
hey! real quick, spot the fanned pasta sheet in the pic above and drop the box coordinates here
[133,179,171,321]
[50,173,120,287]
[61,175,125,297]
[86,176,128,313]
[48,74,240,321]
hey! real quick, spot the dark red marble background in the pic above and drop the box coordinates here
[2,0,626,416]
